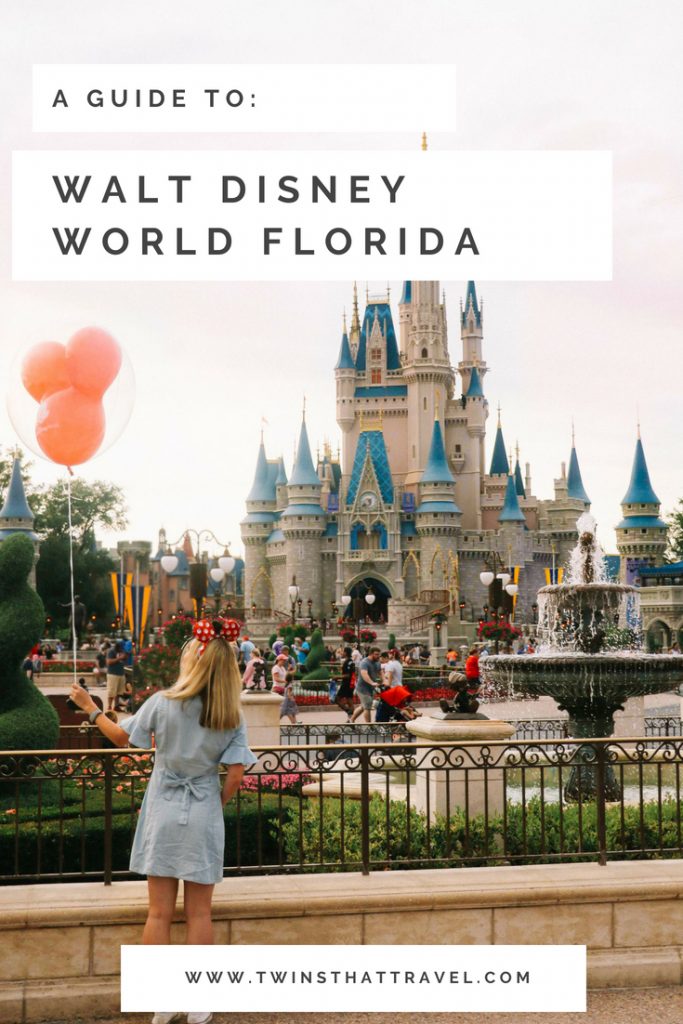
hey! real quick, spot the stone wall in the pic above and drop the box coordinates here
[4,861,683,1022]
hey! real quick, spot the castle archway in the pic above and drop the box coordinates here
[646,619,672,652]
[343,575,392,624]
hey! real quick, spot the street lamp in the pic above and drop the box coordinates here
[159,530,234,620]
[288,578,300,623]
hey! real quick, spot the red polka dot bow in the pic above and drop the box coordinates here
[193,617,241,654]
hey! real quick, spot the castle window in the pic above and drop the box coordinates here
[423,397,427,411]
[371,347,382,361]
[421,348,428,358]
[455,444,462,454]
[371,369,382,384]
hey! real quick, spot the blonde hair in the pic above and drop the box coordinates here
[165,636,242,730]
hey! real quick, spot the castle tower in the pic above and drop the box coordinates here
[241,438,278,613]
[416,416,462,594]
[567,429,590,506]
[0,457,38,585]
[458,281,488,394]
[282,411,326,614]
[400,279,455,485]
[334,317,356,448]
[616,431,667,583]
[275,457,288,511]
[513,444,526,498]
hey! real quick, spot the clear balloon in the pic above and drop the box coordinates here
[7,328,135,467]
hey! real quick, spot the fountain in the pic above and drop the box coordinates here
[480,513,683,799]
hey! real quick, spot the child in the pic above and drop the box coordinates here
[279,673,299,724]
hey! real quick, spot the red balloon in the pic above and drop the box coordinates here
[66,327,122,399]
[35,387,105,467]
[21,341,70,402]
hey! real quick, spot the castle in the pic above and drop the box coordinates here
[241,280,668,637]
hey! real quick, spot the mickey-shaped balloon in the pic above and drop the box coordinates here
[20,328,122,467]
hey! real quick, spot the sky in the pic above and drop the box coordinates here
[1,0,682,559]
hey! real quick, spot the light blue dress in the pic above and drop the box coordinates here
[121,691,256,884]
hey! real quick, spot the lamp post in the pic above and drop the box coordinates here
[160,530,235,620]
[288,578,300,624]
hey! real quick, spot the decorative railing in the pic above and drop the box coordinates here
[4,736,683,885]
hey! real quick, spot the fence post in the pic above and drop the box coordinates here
[103,754,113,885]
[595,742,607,867]
[360,747,370,876]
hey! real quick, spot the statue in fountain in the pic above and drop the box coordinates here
[481,513,683,799]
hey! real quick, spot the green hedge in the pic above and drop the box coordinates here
[0,793,298,879]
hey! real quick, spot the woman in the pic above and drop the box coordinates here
[69,617,256,1024]
[334,646,356,720]
[241,647,266,690]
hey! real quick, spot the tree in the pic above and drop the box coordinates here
[665,501,683,562]
[0,450,129,630]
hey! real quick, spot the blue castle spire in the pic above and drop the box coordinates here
[465,365,484,398]
[246,441,275,502]
[567,443,590,504]
[289,412,320,487]
[622,436,660,506]
[499,474,526,523]
[400,281,412,304]
[275,456,288,486]
[421,419,455,484]
[489,410,508,475]
[514,450,526,498]
[0,458,33,521]
[334,328,354,370]
[461,280,481,327]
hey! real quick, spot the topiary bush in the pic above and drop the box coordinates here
[302,628,330,683]
[0,534,59,750]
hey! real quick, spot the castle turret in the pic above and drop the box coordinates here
[458,281,488,395]
[416,417,462,593]
[401,279,455,486]
[0,457,38,585]
[513,445,526,498]
[241,438,278,613]
[282,411,326,615]
[616,431,667,581]
[489,414,509,477]
[275,456,288,511]
[567,430,590,505]
[335,316,356,437]
[498,474,526,524]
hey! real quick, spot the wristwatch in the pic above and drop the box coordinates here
[89,708,104,724]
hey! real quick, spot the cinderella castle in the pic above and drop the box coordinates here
[241,281,668,637]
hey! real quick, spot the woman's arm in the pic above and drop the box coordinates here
[68,682,134,748]
[221,764,245,806]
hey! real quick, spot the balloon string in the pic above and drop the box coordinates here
[67,474,78,687]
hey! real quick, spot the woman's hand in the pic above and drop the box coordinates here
[69,682,97,714]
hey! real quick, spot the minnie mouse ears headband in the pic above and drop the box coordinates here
[193,617,241,655]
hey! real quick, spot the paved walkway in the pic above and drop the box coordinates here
[40,988,683,1024]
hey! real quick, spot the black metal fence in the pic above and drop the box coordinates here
[3,736,683,885]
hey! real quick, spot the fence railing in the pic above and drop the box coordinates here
[4,735,683,885]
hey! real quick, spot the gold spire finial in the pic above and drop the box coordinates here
[497,402,502,427]
[515,440,520,461]
[302,394,306,421]
[365,282,369,303]
[350,283,361,340]
[637,405,641,439]
[435,390,440,421]
[421,132,428,151]
[342,309,347,334]
[509,448,513,473]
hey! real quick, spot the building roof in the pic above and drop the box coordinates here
[354,385,407,398]
[246,442,276,503]
[322,521,338,538]
[334,330,355,370]
[289,417,321,487]
[415,499,462,515]
[567,446,590,504]
[603,554,621,580]
[266,528,285,544]
[275,457,288,486]
[0,458,33,521]
[422,419,455,484]
[241,511,277,525]
[281,503,325,518]
[355,302,401,372]
[616,515,667,530]
[465,365,484,398]
[639,561,683,577]
[461,280,481,327]
[499,474,526,523]
[401,520,418,536]
[622,437,660,506]
[514,458,526,498]
[489,423,508,475]
[400,281,412,304]
[346,430,394,506]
